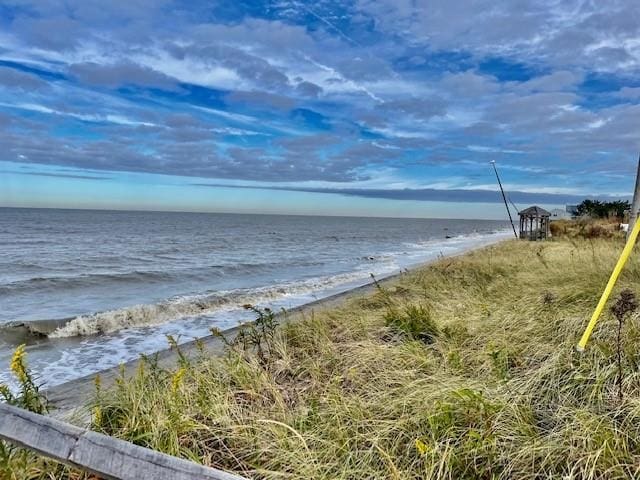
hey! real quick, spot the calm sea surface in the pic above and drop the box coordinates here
[0,208,509,386]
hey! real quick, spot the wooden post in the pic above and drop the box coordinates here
[530,217,534,240]
[629,155,640,241]
[519,216,522,239]
[0,403,246,480]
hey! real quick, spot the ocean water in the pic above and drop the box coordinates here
[0,208,510,387]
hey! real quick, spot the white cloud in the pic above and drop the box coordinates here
[467,145,525,154]
[0,102,157,126]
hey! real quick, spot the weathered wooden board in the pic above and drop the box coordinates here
[0,403,247,480]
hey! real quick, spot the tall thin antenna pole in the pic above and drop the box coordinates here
[490,160,518,239]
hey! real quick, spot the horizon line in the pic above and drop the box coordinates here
[0,204,519,222]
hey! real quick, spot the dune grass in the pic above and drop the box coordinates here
[6,234,640,479]
[550,217,625,239]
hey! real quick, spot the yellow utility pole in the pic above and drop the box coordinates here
[577,216,640,351]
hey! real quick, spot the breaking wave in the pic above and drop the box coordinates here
[2,269,379,339]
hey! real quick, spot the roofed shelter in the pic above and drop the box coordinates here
[519,206,551,241]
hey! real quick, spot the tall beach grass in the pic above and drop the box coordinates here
[5,233,640,479]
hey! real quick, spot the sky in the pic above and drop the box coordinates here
[0,0,639,219]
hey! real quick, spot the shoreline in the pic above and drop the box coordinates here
[45,237,510,418]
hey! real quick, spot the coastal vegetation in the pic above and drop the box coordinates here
[5,229,640,479]
[575,199,630,220]
[550,217,625,239]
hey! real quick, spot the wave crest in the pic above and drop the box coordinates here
[6,269,375,339]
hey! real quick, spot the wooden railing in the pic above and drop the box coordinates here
[0,403,247,480]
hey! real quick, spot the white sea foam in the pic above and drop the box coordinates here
[48,268,381,338]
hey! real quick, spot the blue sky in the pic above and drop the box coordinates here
[0,0,639,219]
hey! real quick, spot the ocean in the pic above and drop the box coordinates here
[0,208,510,387]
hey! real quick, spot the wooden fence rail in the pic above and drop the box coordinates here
[0,403,247,480]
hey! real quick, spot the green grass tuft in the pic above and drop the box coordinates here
[384,304,440,343]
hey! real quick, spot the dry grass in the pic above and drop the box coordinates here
[550,218,625,239]
[6,236,640,479]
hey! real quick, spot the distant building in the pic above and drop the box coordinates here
[550,208,571,221]
[566,205,579,218]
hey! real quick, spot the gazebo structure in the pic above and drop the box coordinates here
[518,206,551,241]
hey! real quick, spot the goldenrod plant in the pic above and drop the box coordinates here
[1,344,48,415]
[0,346,65,479]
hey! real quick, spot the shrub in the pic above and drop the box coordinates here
[549,221,567,237]
[212,304,280,366]
[384,304,440,343]
[576,199,630,219]
[550,218,623,239]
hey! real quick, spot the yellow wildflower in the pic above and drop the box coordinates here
[93,406,103,427]
[415,439,430,455]
[10,344,28,384]
[115,363,125,387]
[171,367,186,394]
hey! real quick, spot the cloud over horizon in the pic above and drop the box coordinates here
[0,0,639,213]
